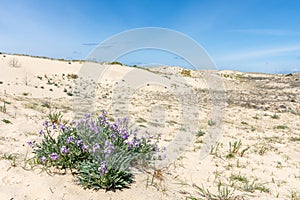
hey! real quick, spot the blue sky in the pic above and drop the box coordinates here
[1,0,300,73]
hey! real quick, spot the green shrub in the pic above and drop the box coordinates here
[181,69,191,77]
[67,74,78,79]
[2,119,11,124]
[275,125,288,129]
[29,111,162,190]
[196,130,205,137]
[110,61,123,65]
[271,113,279,119]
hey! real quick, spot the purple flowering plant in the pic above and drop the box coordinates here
[32,112,91,171]
[30,110,162,190]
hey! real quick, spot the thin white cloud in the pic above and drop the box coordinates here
[218,45,300,61]
[229,29,300,36]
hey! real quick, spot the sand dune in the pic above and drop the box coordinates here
[0,54,299,199]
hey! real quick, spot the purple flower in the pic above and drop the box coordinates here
[76,139,83,147]
[71,119,77,125]
[98,161,108,176]
[147,132,153,139]
[120,128,129,140]
[43,121,49,128]
[27,141,34,148]
[127,140,134,149]
[80,118,88,123]
[110,133,116,142]
[93,143,101,152]
[100,116,108,125]
[60,146,69,154]
[59,124,66,131]
[41,156,46,163]
[102,110,108,117]
[49,152,59,161]
[66,136,74,144]
[38,130,44,136]
[81,144,89,152]
[52,123,57,129]
[134,139,141,147]
[109,123,119,133]
[85,113,91,118]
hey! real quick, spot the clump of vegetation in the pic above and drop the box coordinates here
[258,146,268,155]
[0,153,17,167]
[109,61,123,65]
[290,191,300,200]
[2,119,12,124]
[226,140,250,159]
[67,74,78,79]
[290,137,300,142]
[29,111,162,190]
[274,125,288,129]
[48,112,63,124]
[240,180,270,193]
[181,69,191,77]
[222,73,231,79]
[230,174,270,194]
[188,182,242,200]
[196,130,205,137]
[230,173,248,183]
[271,113,279,119]
[208,120,216,126]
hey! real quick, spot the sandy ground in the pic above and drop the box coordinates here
[0,54,299,200]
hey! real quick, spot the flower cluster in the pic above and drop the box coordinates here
[27,140,35,148]
[60,146,69,155]
[98,161,108,176]
[50,152,59,161]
